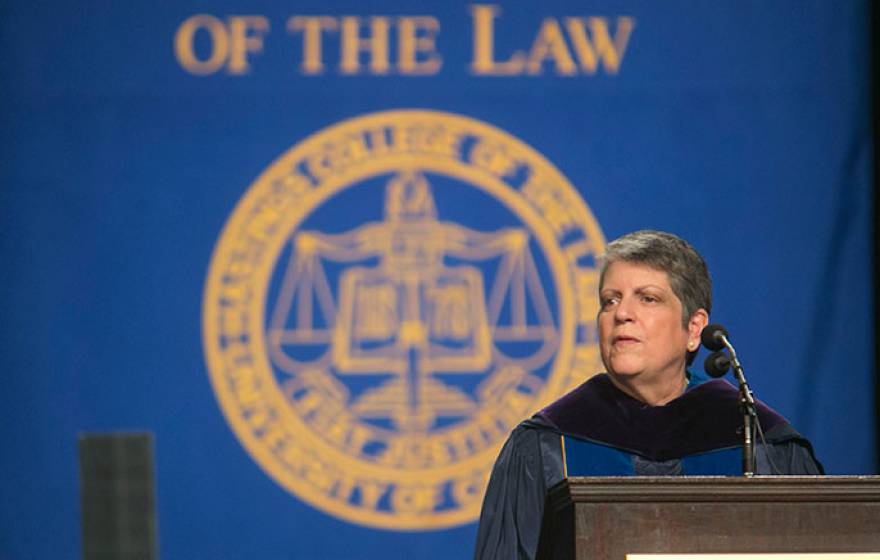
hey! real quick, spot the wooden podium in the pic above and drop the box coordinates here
[537,477,880,560]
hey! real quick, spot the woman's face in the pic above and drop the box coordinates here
[598,261,703,385]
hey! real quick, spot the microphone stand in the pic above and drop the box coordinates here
[719,335,757,477]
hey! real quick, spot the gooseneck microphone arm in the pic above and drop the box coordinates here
[717,332,758,477]
[701,324,758,477]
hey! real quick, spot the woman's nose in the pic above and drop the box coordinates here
[614,297,634,322]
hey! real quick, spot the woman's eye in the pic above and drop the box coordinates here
[641,295,659,303]
[601,297,618,308]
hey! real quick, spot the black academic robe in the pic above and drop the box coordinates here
[472,372,823,560]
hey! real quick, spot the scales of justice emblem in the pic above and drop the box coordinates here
[203,110,605,530]
[270,170,558,435]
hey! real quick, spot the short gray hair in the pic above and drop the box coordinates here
[598,230,712,325]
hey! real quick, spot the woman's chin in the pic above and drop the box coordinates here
[605,359,645,378]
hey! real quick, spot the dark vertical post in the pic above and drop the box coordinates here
[873,0,880,476]
[79,433,158,560]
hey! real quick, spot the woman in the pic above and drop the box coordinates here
[472,230,822,560]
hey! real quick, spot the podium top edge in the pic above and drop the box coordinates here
[550,476,880,505]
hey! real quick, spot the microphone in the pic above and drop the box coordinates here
[703,351,730,378]
[699,322,760,477]
[701,324,730,351]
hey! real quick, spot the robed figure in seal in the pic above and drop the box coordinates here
[473,230,822,560]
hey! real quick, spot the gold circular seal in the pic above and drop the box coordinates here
[202,110,605,530]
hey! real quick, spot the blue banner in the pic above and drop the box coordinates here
[2,1,874,559]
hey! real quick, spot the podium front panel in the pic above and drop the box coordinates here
[538,477,880,560]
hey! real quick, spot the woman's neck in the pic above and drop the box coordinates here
[606,370,688,406]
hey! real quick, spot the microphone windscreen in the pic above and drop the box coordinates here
[701,324,729,351]
[704,351,731,378]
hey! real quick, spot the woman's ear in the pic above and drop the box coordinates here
[688,309,709,349]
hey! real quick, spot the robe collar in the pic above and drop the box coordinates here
[536,373,788,461]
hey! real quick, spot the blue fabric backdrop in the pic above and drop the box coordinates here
[1,1,875,559]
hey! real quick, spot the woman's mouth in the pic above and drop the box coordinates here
[613,335,641,347]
